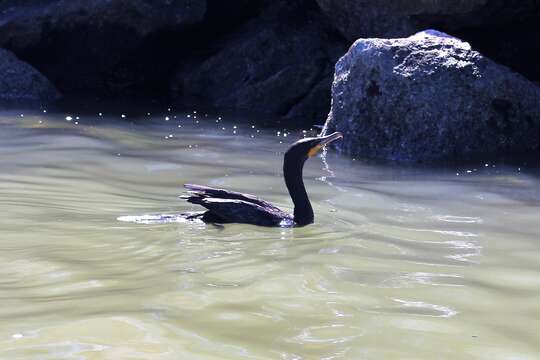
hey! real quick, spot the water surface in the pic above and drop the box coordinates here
[1,110,539,359]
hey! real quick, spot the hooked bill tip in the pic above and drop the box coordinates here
[319,132,343,146]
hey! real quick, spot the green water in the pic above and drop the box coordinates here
[1,110,539,359]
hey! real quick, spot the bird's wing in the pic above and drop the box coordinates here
[190,198,289,227]
[183,184,282,211]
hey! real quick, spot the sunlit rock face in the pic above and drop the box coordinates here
[0,48,60,105]
[173,0,346,126]
[0,0,206,97]
[323,30,540,163]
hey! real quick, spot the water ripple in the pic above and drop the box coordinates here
[1,112,540,359]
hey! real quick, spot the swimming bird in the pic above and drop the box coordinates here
[181,132,343,227]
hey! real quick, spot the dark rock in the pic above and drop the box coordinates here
[315,0,538,40]
[314,0,485,39]
[173,1,346,126]
[0,0,206,97]
[205,0,262,27]
[0,48,60,105]
[323,30,540,163]
[315,0,540,82]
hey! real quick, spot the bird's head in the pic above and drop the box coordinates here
[285,132,343,164]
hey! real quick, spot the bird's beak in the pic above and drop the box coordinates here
[308,132,343,157]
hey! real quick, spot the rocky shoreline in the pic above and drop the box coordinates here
[1,0,539,162]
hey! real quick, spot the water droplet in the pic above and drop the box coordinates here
[65,116,73,121]
[165,116,170,121]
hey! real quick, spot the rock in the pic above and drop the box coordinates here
[323,30,540,163]
[315,0,540,82]
[173,1,346,126]
[315,0,537,40]
[0,0,206,96]
[0,48,60,106]
[205,0,262,27]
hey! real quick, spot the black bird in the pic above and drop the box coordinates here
[181,132,343,227]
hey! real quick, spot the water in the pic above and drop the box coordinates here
[1,110,540,359]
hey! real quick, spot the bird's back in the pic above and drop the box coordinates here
[182,184,291,226]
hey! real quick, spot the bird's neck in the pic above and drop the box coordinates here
[284,156,314,226]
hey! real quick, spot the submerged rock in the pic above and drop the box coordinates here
[0,0,206,96]
[173,1,346,126]
[0,48,60,105]
[323,30,540,163]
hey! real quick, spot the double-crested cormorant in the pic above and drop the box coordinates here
[182,132,343,227]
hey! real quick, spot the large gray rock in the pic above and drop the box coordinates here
[0,48,60,105]
[173,1,346,126]
[0,0,206,96]
[323,30,540,163]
